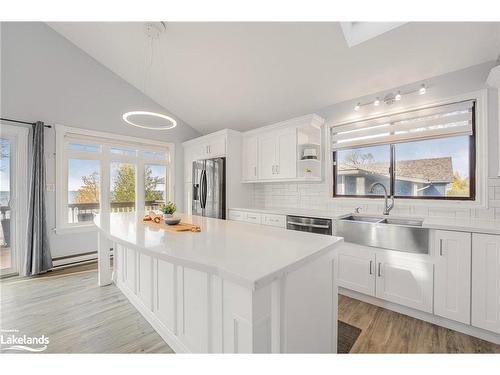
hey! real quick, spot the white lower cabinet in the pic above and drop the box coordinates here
[228,209,245,221]
[336,244,376,296]
[228,209,286,228]
[244,212,261,224]
[472,233,500,334]
[262,213,286,228]
[375,252,433,314]
[433,230,471,324]
[337,244,433,313]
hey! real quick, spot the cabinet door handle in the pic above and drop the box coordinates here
[369,260,373,275]
[378,262,382,277]
[439,239,443,256]
[254,166,257,177]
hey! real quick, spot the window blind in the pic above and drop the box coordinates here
[331,100,474,150]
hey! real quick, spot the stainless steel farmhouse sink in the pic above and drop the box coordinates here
[334,214,429,254]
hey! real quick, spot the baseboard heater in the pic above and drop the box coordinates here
[52,250,113,268]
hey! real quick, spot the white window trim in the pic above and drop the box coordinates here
[55,124,175,234]
[327,89,489,209]
[486,64,500,176]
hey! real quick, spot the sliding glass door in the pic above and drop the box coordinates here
[0,123,28,277]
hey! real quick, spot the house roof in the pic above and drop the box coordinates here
[338,157,454,183]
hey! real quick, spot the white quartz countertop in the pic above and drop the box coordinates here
[94,212,343,289]
[421,217,500,235]
[230,207,500,235]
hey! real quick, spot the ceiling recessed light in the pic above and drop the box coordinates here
[419,84,427,95]
[354,103,361,111]
[122,111,177,130]
[395,91,402,101]
[374,98,380,106]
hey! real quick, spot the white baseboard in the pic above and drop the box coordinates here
[339,287,500,345]
[52,252,97,267]
[52,250,114,268]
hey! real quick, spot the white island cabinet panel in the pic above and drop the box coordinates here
[138,253,153,310]
[95,212,341,353]
[125,247,137,293]
[472,233,500,334]
[155,259,176,333]
[178,267,210,352]
[284,254,336,353]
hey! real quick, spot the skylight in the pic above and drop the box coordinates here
[340,22,406,47]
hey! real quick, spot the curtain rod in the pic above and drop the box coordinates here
[0,117,52,128]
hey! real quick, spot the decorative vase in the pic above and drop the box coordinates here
[163,213,174,220]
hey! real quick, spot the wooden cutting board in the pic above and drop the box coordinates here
[143,220,201,232]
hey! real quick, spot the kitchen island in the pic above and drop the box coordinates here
[94,212,343,353]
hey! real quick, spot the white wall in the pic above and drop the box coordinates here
[251,62,500,220]
[1,22,200,258]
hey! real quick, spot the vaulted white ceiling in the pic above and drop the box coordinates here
[47,22,500,134]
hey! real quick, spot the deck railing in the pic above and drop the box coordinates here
[68,201,163,223]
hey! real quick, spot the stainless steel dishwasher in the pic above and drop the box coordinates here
[286,215,332,235]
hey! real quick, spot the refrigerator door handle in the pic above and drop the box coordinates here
[199,171,204,209]
[201,170,208,209]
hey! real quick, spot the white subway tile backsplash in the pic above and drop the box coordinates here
[247,177,500,220]
[489,200,500,208]
[473,208,496,220]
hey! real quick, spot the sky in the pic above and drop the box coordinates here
[338,135,470,177]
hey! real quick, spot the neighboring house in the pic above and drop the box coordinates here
[337,157,454,197]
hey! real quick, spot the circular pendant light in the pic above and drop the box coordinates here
[123,22,177,131]
[122,111,177,130]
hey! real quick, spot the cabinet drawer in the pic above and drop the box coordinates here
[228,210,246,222]
[244,212,262,224]
[262,214,285,228]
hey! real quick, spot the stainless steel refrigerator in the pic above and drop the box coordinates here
[192,157,226,219]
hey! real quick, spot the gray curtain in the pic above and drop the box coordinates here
[25,121,52,276]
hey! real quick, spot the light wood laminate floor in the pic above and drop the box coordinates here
[1,263,499,353]
[0,264,173,353]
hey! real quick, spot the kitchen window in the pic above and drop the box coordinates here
[55,125,174,233]
[332,100,476,200]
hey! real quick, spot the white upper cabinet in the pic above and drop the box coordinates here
[242,136,258,181]
[472,233,500,334]
[257,127,297,180]
[275,128,297,179]
[184,133,227,182]
[243,114,324,182]
[257,133,276,180]
[433,230,471,325]
[192,136,226,159]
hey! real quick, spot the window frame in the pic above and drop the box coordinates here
[332,133,476,200]
[328,90,488,207]
[55,125,175,234]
